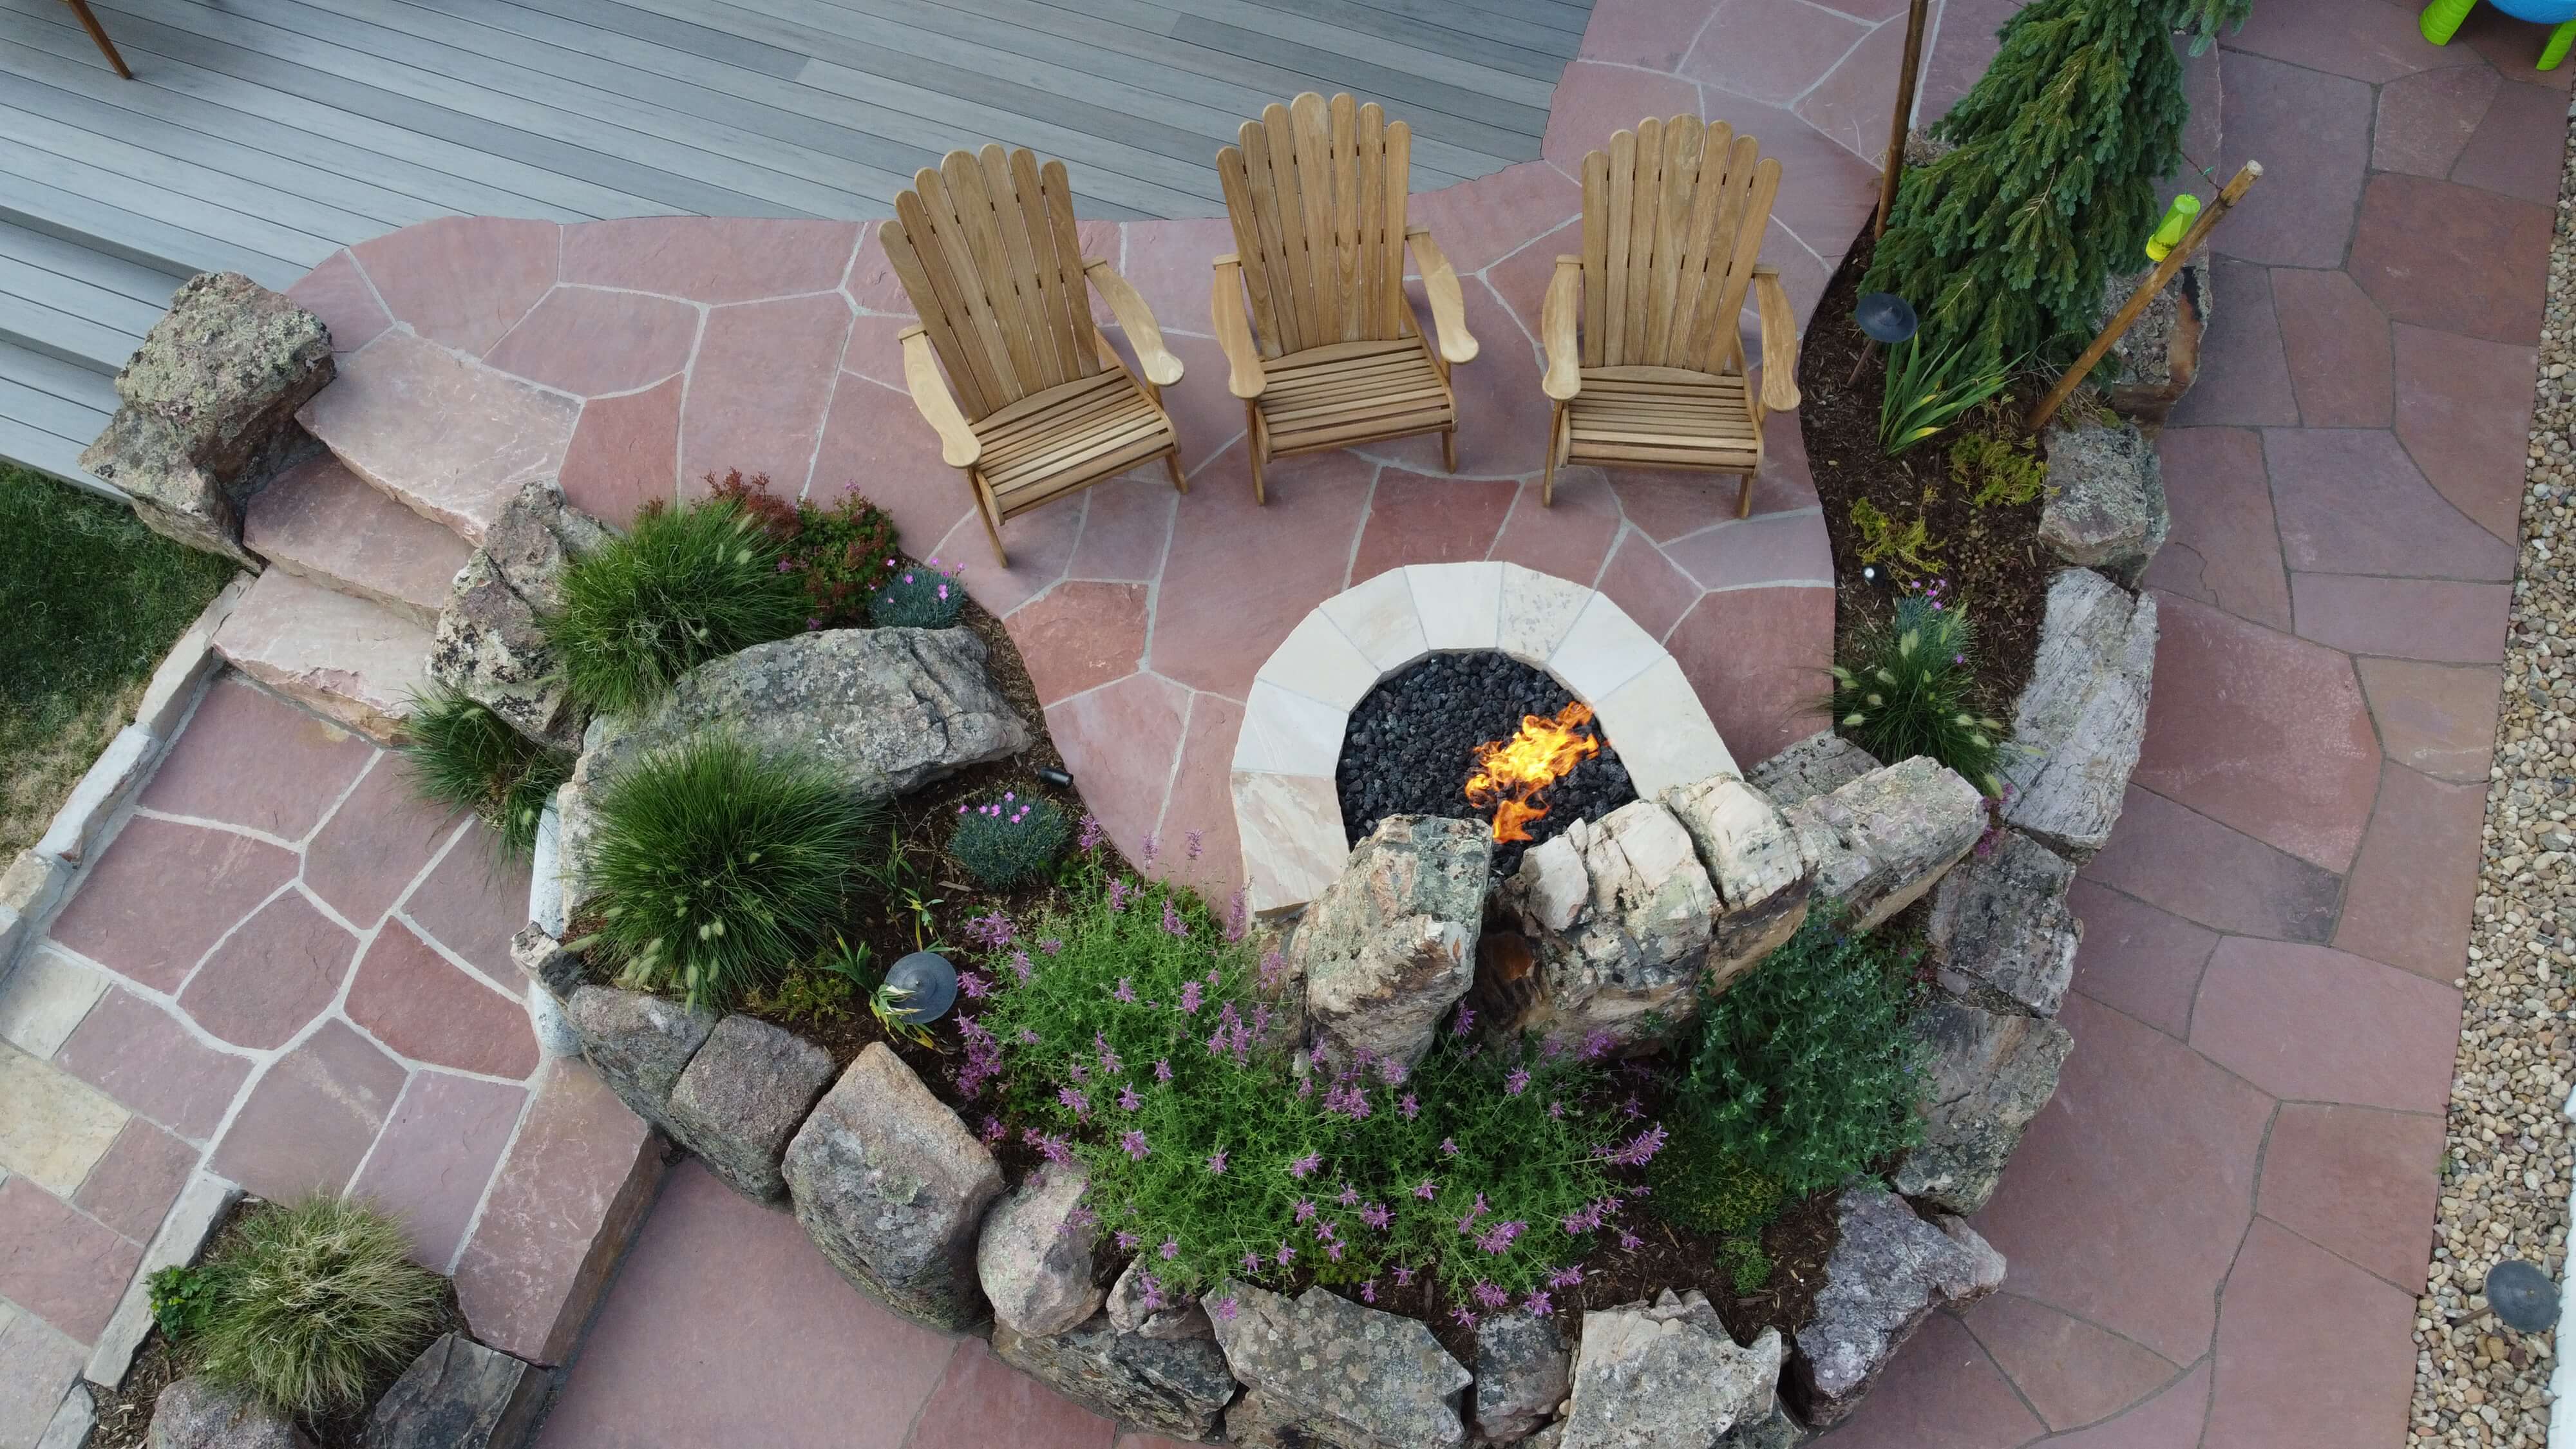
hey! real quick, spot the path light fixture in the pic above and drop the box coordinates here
[2486,1260,2561,1333]
[1848,292,1919,387]
[882,951,960,1025]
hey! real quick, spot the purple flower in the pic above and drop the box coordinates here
[1504,1067,1531,1097]
[1160,900,1188,938]
[1058,1085,1091,1118]
[1117,1085,1142,1112]
[1392,1264,1415,1287]
[1293,1198,1316,1223]
[1116,1230,1140,1251]
[980,1115,1005,1145]
[1139,832,1159,867]
[1155,1059,1173,1082]
[1359,1202,1391,1231]
[1258,950,1289,991]
[1473,1282,1510,1310]
[1413,1179,1438,1200]
[1010,949,1034,982]
[1522,1291,1553,1316]
[957,971,992,1001]
[1206,1150,1229,1175]
[1450,1004,1476,1036]
[1399,1093,1420,1120]
[963,911,1014,949]
[1602,1124,1669,1168]
[1616,1229,1643,1251]
[1440,1137,1459,1158]
[1120,1130,1150,1161]
[1450,1307,1478,1328]
[1275,1241,1295,1267]
[1314,1220,1336,1243]
[1224,889,1249,942]
[1289,1152,1322,1180]
[1457,1194,1488,1233]
[1019,1028,1040,1045]
[1178,980,1204,1015]
[1214,1297,1239,1323]
[1111,977,1136,1003]
[1185,828,1204,860]
[1094,1034,1121,1075]
[1160,1236,1180,1260]
[1242,1251,1261,1273]
[1359,1279,1377,1303]
[1338,1183,1360,1208]
[1326,1242,1344,1262]
[1041,936,1063,955]
[1106,878,1130,913]
[1473,1220,1526,1255]
[1548,1100,1565,1119]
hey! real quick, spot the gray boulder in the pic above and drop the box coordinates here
[509,924,585,1000]
[1475,1312,1572,1444]
[429,480,605,748]
[664,1014,836,1202]
[1560,1290,1782,1449]
[1925,829,2080,1018]
[1294,815,1492,1071]
[994,1312,1237,1443]
[362,1333,547,1449]
[1108,1257,1211,1341]
[1719,1403,1806,1448]
[1663,774,1811,997]
[82,272,334,566]
[1499,801,1716,1045]
[783,1043,1001,1331]
[565,985,717,1133]
[149,1378,312,1448]
[2039,422,2168,589]
[1780,759,1986,931]
[977,1164,1105,1339]
[2099,257,2210,424]
[1896,994,2074,1216]
[1745,733,1878,810]
[1210,1282,1473,1448]
[1787,1190,2005,1428]
[1999,570,2157,860]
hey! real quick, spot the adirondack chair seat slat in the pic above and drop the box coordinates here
[1256,340,1455,448]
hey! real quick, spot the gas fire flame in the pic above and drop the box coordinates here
[1464,701,1602,843]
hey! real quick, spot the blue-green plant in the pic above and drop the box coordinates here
[543,496,808,715]
[950,793,1072,888]
[1826,582,2005,796]
[867,558,967,629]
[189,1196,444,1416]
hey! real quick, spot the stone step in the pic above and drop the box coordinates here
[212,567,429,743]
[296,328,580,545]
[243,450,473,628]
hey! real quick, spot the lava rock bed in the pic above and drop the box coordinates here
[1337,651,1636,875]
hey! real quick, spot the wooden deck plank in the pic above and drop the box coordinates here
[0,219,185,310]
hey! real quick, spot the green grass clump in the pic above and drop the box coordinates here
[1826,583,2004,796]
[543,497,808,715]
[949,793,1070,888]
[185,1197,444,1417]
[578,733,878,1010]
[866,559,966,629]
[399,687,572,860]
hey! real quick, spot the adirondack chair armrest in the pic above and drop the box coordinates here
[1540,255,1583,402]
[1083,258,1186,387]
[1751,267,1803,412]
[1404,226,1479,366]
[1209,254,1267,401]
[898,326,982,469]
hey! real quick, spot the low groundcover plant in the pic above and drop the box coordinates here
[867,557,969,629]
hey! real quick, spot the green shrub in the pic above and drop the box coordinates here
[399,687,573,860]
[867,559,967,629]
[543,496,808,715]
[1949,433,2049,509]
[950,794,1070,887]
[576,734,878,1010]
[190,1197,444,1417]
[1826,585,2004,795]
[147,1262,214,1342]
[705,470,900,626]
[1718,1235,1773,1296]
[1671,910,1926,1198]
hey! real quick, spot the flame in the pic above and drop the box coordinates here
[1464,701,1602,843]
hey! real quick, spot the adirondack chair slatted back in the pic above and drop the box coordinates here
[882,146,1100,421]
[1579,116,1783,374]
[1217,93,1414,359]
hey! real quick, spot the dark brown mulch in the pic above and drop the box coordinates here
[1799,227,2057,719]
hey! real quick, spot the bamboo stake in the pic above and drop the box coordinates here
[1873,0,1933,239]
[2026,161,2261,433]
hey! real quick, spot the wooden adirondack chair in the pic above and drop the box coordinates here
[1211,93,1477,503]
[1539,116,1803,513]
[882,146,1186,565]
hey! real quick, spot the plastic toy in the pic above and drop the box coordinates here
[2421,0,2576,70]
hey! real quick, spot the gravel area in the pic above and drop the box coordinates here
[2409,97,2576,1449]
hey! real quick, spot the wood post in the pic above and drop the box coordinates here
[1873,0,1933,239]
[63,0,134,80]
[2025,161,2262,433]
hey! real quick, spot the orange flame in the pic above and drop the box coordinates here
[1464,701,1602,843]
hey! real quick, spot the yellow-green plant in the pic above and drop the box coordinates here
[189,1197,444,1417]
[1949,434,2049,508]
[1849,498,1946,581]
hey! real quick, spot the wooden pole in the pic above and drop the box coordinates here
[2025,161,2261,433]
[1873,0,1933,239]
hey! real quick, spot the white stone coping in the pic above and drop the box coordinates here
[84,1171,240,1389]
[1233,562,1736,915]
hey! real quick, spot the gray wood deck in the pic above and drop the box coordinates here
[0,0,1590,486]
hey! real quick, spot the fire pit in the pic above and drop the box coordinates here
[1233,562,1736,914]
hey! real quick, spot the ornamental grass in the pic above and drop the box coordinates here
[398,687,571,860]
[1825,581,2006,797]
[543,495,808,716]
[185,1197,444,1417]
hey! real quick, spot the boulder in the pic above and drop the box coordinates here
[783,1043,1002,1331]
[1209,1282,1474,1448]
[978,1164,1106,1338]
[2039,422,2168,588]
[430,480,604,748]
[2098,256,2210,424]
[1924,830,2080,1018]
[1559,1290,1783,1449]
[1294,815,1492,1071]
[663,1014,837,1202]
[1475,1312,1572,1444]
[1744,734,1879,810]
[994,1312,1237,1443]
[82,272,334,566]
[1998,571,2157,860]
[564,985,717,1133]
[1663,774,1811,996]
[1895,994,2074,1216]
[1779,759,1985,931]
[509,923,584,999]
[1786,1190,2005,1428]
[362,1333,547,1449]
[1719,1403,1806,1449]
[1108,1257,1211,1341]
[149,1378,312,1448]
[1498,801,1716,1044]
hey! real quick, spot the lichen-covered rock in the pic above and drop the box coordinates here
[429,480,604,748]
[1998,570,2158,860]
[784,1043,1001,1331]
[1210,1282,1474,1448]
[1108,1257,1211,1341]
[1500,801,1717,1045]
[1895,994,2074,1215]
[1786,1191,2005,1428]
[978,1164,1105,1338]
[565,985,716,1132]
[1475,1312,1572,1444]
[1663,774,1811,996]
[1294,815,1492,1071]
[2039,422,2168,588]
[1925,830,2080,1018]
[2099,256,2210,423]
[362,1333,546,1449]
[1559,1290,1783,1448]
[1779,759,1985,931]
[509,923,584,999]
[664,1014,835,1202]
[994,1312,1236,1443]
[82,272,334,565]
[1718,1402,1805,1448]
[149,1377,312,1449]
[1744,733,1879,810]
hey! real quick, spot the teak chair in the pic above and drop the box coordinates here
[1211,92,1477,503]
[1539,115,1803,515]
[883,146,1186,565]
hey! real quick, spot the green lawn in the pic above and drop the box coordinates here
[1,460,238,856]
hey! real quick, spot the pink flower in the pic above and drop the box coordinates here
[1059,1086,1091,1118]
[1275,1241,1295,1267]
[1451,1307,1478,1328]
[1473,1282,1510,1309]
[1399,1093,1420,1120]
[1161,900,1188,938]
[1159,1236,1180,1260]
[1392,1264,1415,1287]
[1413,1179,1438,1200]
[1120,1130,1150,1161]
[1115,1231,1140,1251]
[1504,1067,1531,1097]
[1010,949,1034,982]
[1241,1251,1260,1273]
[1359,1203,1391,1231]
[1337,1184,1360,1207]
[1106,879,1130,913]
[1206,1150,1229,1175]
[1077,815,1104,852]
[1289,1152,1322,1179]
[1117,1085,1142,1112]
[1359,1279,1377,1303]
[1214,1298,1239,1322]
[1293,1198,1316,1223]
[1111,977,1136,1003]
[1440,1136,1461,1157]
[1550,1266,1586,1290]
[1178,980,1203,1015]
[1450,1005,1476,1036]
[957,971,992,1000]
[1155,1059,1173,1082]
